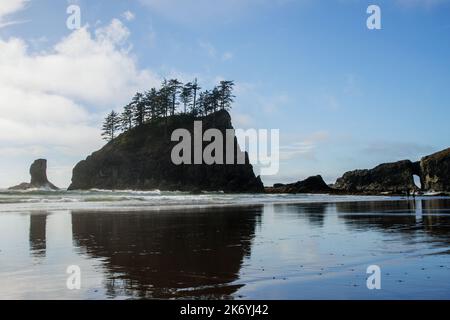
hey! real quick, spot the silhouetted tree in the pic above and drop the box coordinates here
[191,78,201,114]
[120,103,134,131]
[102,111,121,141]
[201,90,210,115]
[196,91,206,116]
[211,87,221,113]
[159,80,171,118]
[168,79,182,116]
[144,88,158,121]
[131,92,146,126]
[180,82,193,114]
[102,78,237,138]
[218,80,235,111]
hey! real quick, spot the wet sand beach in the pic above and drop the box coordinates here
[0,193,450,300]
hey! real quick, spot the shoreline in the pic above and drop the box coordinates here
[1,191,449,214]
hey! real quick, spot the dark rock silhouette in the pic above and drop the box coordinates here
[267,147,450,195]
[69,110,264,193]
[266,175,332,194]
[71,206,262,299]
[9,159,59,190]
[333,160,420,194]
[420,148,450,192]
[29,213,48,258]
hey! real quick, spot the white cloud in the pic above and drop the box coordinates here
[0,18,162,187]
[0,0,27,20]
[0,20,159,107]
[0,0,29,28]
[122,10,135,21]
[280,131,329,161]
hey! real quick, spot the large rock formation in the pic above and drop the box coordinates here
[9,159,59,190]
[266,175,333,194]
[420,148,450,192]
[267,147,450,195]
[69,110,264,193]
[333,160,420,194]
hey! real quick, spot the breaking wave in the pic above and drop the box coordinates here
[0,188,448,213]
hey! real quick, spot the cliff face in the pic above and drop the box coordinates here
[69,110,264,193]
[333,160,420,194]
[420,148,450,192]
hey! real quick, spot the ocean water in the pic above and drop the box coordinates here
[0,189,405,211]
[0,189,450,300]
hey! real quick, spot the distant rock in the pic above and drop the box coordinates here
[69,110,264,193]
[333,160,420,194]
[267,147,450,195]
[266,175,332,194]
[9,159,59,190]
[420,148,450,192]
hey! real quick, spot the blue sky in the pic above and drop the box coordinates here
[0,0,449,188]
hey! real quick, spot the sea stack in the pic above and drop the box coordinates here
[69,110,264,193]
[9,159,59,190]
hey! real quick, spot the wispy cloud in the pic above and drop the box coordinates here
[199,41,217,58]
[0,0,29,28]
[122,10,135,21]
[363,141,435,160]
[280,131,330,161]
[198,40,234,62]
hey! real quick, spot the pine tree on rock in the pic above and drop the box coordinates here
[218,80,235,111]
[102,111,121,141]
[181,82,193,114]
[144,88,158,121]
[120,103,134,131]
[168,79,182,116]
[191,78,201,115]
[100,78,235,139]
[131,92,146,126]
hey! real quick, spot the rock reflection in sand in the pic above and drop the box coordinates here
[1,198,450,299]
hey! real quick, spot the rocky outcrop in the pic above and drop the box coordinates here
[420,148,450,192]
[69,110,264,193]
[267,147,450,195]
[9,159,59,190]
[333,160,421,194]
[266,175,333,194]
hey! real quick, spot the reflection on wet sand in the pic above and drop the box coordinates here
[336,199,450,251]
[70,206,263,299]
[271,203,329,228]
[29,213,47,258]
[4,198,449,299]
